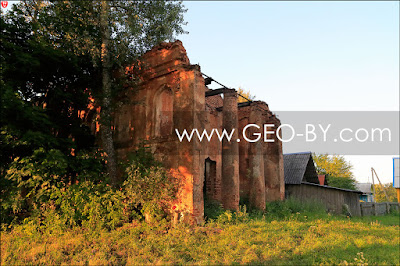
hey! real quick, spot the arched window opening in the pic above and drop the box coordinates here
[154,88,174,137]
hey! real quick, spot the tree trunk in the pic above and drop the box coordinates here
[100,0,118,186]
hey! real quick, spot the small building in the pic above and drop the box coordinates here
[284,152,362,216]
[355,183,374,202]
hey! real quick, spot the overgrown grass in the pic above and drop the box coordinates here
[265,197,328,220]
[2,204,399,265]
[351,213,400,226]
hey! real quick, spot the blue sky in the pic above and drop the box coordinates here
[179,1,399,183]
[3,1,399,183]
[180,1,399,112]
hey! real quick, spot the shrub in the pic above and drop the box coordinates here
[120,146,183,222]
[1,147,108,225]
[8,181,128,234]
[1,144,182,230]
[204,198,225,221]
[2,148,69,220]
[123,163,181,222]
[51,181,127,230]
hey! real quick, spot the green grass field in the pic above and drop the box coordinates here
[1,212,399,265]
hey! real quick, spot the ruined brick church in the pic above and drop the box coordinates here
[112,41,284,223]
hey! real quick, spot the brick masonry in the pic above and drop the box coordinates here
[112,41,285,223]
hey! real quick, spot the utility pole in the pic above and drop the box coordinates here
[371,167,390,202]
[371,168,376,202]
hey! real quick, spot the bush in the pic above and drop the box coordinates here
[1,145,183,231]
[204,198,225,220]
[2,148,69,221]
[1,147,108,225]
[16,181,128,234]
[51,181,127,230]
[120,146,184,222]
[123,162,181,222]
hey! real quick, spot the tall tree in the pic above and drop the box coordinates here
[16,0,187,184]
[1,9,104,222]
[99,1,117,184]
[1,7,97,163]
[313,154,357,190]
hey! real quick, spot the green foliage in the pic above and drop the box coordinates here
[49,181,127,231]
[8,0,187,182]
[1,136,181,228]
[373,183,398,202]
[2,148,68,220]
[1,8,101,225]
[265,197,327,220]
[0,0,187,228]
[71,150,108,182]
[313,153,353,178]
[2,212,399,265]
[122,147,182,221]
[0,11,97,150]
[327,176,357,190]
[11,0,187,104]
[7,181,128,235]
[1,10,98,221]
[0,147,108,224]
[352,212,400,226]
[313,153,357,190]
[1,143,184,229]
[204,198,225,220]
[213,205,250,225]
[16,1,187,63]
[123,145,163,171]
[0,87,58,167]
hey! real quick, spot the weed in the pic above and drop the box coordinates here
[265,197,327,220]
[2,213,398,265]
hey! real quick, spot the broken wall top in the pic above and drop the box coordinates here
[139,40,193,82]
